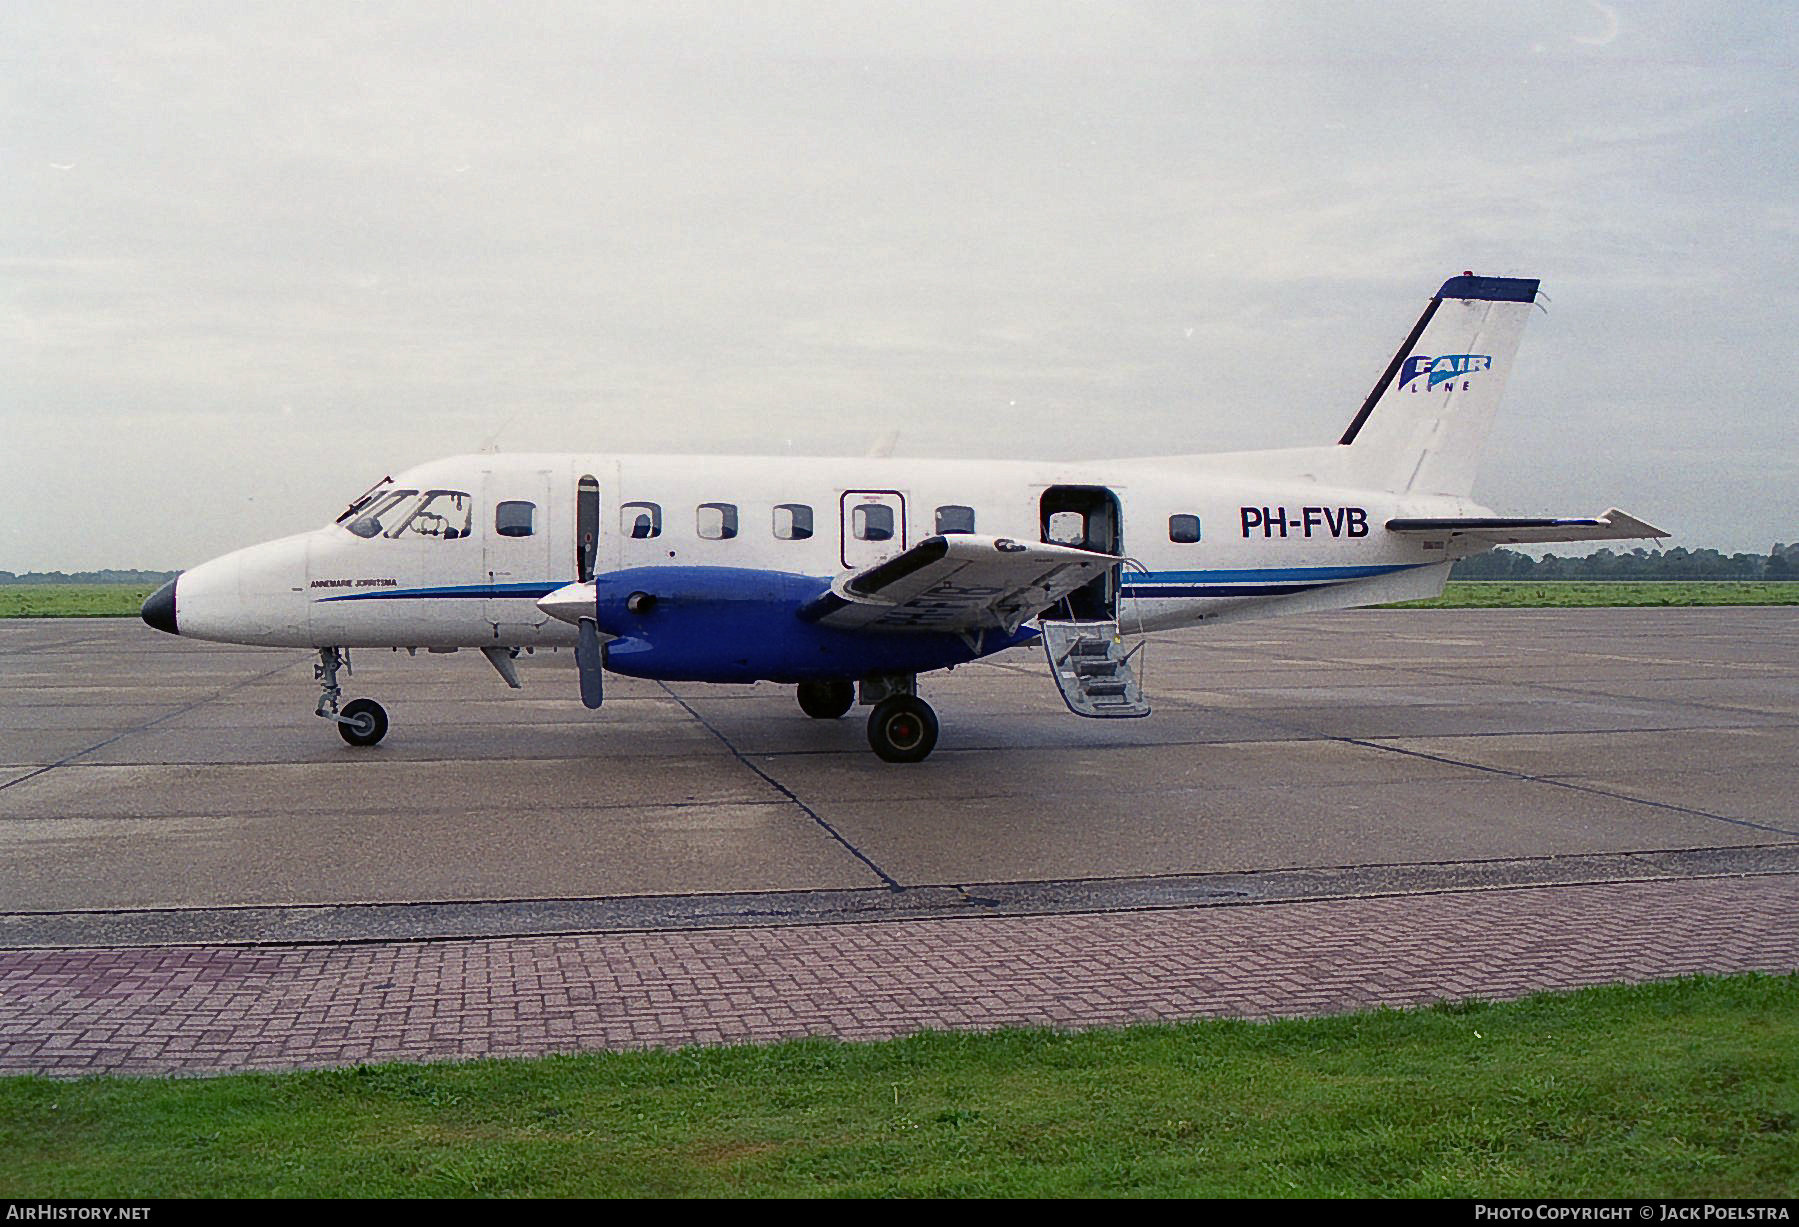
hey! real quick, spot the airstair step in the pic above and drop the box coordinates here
[1039,617,1150,719]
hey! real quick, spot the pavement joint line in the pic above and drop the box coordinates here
[1127,687,1799,839]
[0,797,799,823]
[985,654,1793,749]
[654,680,904,891]
[0,655,309,794]
[1353,662,1799,722]
[0,630,125,658]
[1343,738,1799,839]
[723,717,1790,764]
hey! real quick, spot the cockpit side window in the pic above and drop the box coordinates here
[344,489,418,539]
[384,490,472,540]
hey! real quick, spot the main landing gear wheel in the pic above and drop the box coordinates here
[867,695,938,763]
[797,679,856,720]
[337,697,389,747]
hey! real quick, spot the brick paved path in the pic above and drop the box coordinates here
[3,876,1796,1078]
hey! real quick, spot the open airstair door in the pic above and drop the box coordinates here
[1037,486,1149,718]
[1041,620,1150,718]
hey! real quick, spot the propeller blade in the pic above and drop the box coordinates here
[575,617,605,710]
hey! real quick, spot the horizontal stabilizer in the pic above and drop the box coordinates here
[1385,508,1668,546]
[802,534,1119,635]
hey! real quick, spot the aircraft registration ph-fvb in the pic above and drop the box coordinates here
[142,273,1664,762]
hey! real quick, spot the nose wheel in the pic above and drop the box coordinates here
[336,697,389,747]
[867,695,938,763]
[315,647,390,748]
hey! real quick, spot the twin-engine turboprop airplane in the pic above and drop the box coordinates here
[142,273,1664,761]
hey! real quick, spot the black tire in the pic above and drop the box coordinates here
[866,695,938,763]
[337,697,388,747]
[797,679,856,720]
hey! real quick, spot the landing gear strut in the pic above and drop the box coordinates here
[316,647,389,747]
[796,679,855,720]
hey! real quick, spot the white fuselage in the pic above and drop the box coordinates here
[171,447,1486,651]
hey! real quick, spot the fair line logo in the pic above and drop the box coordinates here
[1400,353,1492,391]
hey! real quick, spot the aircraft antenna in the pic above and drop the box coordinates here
[479,415,518,454]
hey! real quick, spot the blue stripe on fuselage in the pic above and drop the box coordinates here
[1128,564,1419,585]
[313,564,1426,605]
[314,581,564,602]
[1121,583,1318,598]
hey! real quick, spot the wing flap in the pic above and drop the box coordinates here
[801,534,1118,634]
[1385,507,1667,546]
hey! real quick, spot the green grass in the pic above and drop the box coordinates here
[2,974,1795,1198]
[0,585,159,618]
[1388,580,1799,609]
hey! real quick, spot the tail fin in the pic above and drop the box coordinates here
[1336,274,1539,497]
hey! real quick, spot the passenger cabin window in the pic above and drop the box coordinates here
[773,503,813,540]
[621,501,662,539]
[495,500,536,538]
[697,502,739,540]
[852,504,895,542]
[934,504,976,534]
[1046,510,1087,546]
[1169,514,1202,544]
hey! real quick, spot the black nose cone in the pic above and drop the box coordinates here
[141,578,179,635]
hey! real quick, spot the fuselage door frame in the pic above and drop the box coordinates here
[482,466,555,636]
[839,489,908,571]
[1039,484,1123,620]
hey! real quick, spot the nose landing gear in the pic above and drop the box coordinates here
[316,647,389,747]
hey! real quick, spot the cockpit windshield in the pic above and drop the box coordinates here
[342,489,417,538]
[340,488,473,541]
[336,477,395,526]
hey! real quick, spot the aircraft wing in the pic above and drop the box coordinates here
[1385,507,1668,546]
[800,534,1119,634]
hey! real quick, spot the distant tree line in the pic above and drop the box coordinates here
[1451,544,1799,581]
[0,569,179,585]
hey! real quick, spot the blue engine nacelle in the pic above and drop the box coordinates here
[590,566,1030,683]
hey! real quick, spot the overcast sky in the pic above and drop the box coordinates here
[4,1,1794,570]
